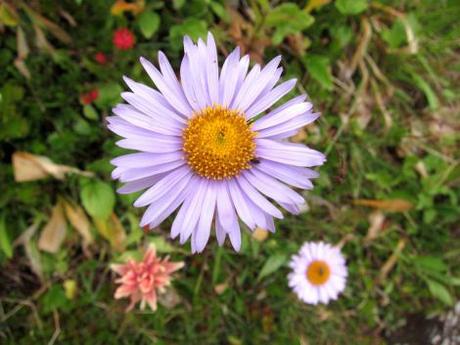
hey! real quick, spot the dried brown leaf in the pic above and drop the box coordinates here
[111,0,145,16]
[214,283,228,295]
[38,202,67,253]
[63,200,94,246]
[12,151,93,182]
[377,239,406,284]
[353,199,413,212]
[252,227,269,242]
[364,211,386,244]
[158,288,182,309]
[22,4,72,44]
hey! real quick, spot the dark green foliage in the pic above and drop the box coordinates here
[0,0,459,344]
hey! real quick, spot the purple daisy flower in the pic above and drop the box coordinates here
[108,32,325,253]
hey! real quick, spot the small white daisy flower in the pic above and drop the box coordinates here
[288,241,347,305]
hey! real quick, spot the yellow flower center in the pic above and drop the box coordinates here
[182,106,256,180]
[306,260,331,286]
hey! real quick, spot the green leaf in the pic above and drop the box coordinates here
[257,253,287,281]
[410,72,439,110]
[169,19,207,51]
[41,285,69,314]
[426,279,453,306]
[266,4,315,45]
[414,256,447,273]
[0,214,13,258]
[137,11,160,39]
[148,236,177,253]
[381,20,407,49]
[80,180,115,221]
[335,0,368,15]
[94,83,122,108]
[83,104,98,120]
[304,55,334,90]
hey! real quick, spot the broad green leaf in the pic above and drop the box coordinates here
[381,20,407,49]
[83,104,98,120]
[0,214,13,258]
[258,253,287,281]
[414,256,447,273]
[266,3,314,45]
[335,0,368,15]
[148,236,177,253]
[80,180,115,221]
[41,284,68,314]
[137,11,160,39]
[169,19,207,51]
[94,83,122,108]
[426,279,453,306]
[304,55,334,90]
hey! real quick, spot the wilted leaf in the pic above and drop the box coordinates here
[353,199,413,212]
[111,0,145,16]
[94,213,126,251]
[80,180,115,221]
[63,279,78,300]
[252,227,269,242]
[377,239,406,283]
[426,279,453,306]
[305,0,331,12]
[0,3,19,26]
[137,11,160,39]
[0,214,13,258]
[13,223,43,280]
[266,4,315,45]
[258,254,287,281]
[63,200,94,246]
[34,23,55,53]
[335,0,368,15]
[12,151,92,182]
[38,201,67,253]
[158,288,182,309]
[214,283,228,295]
[23,5,72,44]
[364,211,385,244]
[14,59,31,80]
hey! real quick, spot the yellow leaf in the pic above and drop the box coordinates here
[63,200,94,246]
[63,279,78,300]
[252,227,269,242]
[353,199,413,212]
[38,202,67,253]
[0,3,19,26]
[93,213,126,252]
[12,151,93,182]
[305,0,331,13]
[111,0,145,16]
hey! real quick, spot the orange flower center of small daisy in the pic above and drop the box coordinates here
[306,260,331,286]
[182,106,256,179]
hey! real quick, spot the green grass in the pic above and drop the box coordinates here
[1,0,459,344]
